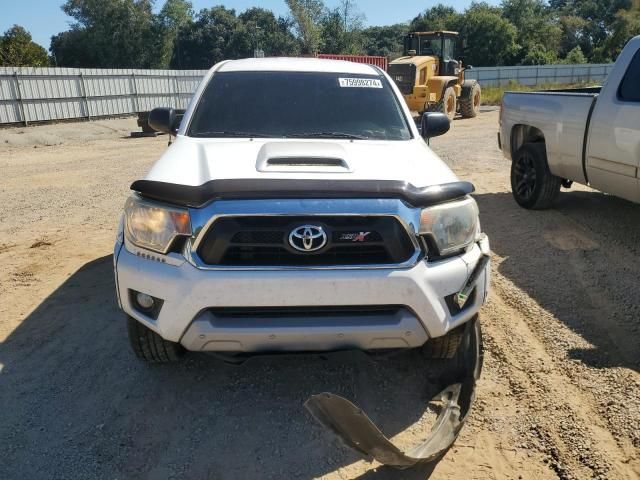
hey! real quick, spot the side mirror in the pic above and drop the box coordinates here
[148,107,178,134]
[421,112,450,142]
[466,65,474,70]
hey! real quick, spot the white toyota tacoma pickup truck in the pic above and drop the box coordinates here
[499,35,640,208]
[114,58,490,466]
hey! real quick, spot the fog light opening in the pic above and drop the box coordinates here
[136,292,155,310]
[129,290,164,320]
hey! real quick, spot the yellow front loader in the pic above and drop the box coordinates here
[389,31,481,120]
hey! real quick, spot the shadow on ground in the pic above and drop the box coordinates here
[476,189,640,371]
[0,256,448,479]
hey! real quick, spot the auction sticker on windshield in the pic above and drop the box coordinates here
[339,78,383,88]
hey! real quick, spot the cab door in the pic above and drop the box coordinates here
[586,45,640,203]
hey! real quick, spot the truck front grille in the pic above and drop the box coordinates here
[195,216,417,267]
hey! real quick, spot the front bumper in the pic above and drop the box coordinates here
[114,235,490,352]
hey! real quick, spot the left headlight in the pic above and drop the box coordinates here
[124,196,191,254]
[419,197,479,257]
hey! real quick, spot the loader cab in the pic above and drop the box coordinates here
[403,31,460,76]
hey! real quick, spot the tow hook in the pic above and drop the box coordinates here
[456,234,490,308]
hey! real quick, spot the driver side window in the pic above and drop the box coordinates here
[618,49,640,102]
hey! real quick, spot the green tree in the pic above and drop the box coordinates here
[557,15,588,58]
[320,9,349,53]
[361,24,408,58]
[320,1,365,54]
[453,3,519,66]
[228,8,299,58]
[51,0,156,68]
[170,6,240,68]
[285,0,325,54]
[597,2,640,61]
[563,45,587,63]
[521,43,558,64]
[502,0,562,64]
[409,5,461,32]
[552,0,635,60]
[154,0,194,68]
[0,25,50,66]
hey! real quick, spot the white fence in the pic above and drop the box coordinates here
[0,63,616,125]
[465,63,614,87]
[0,67,207,125]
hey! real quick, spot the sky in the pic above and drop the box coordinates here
[1,0,500,50]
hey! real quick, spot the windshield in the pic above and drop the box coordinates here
[187,71,412,141]
[405,35,442,57]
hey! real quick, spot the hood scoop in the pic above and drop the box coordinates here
[256,142,352,173]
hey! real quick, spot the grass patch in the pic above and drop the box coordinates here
[481,80,599,105]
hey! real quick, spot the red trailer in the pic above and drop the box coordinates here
[315,54,388,71]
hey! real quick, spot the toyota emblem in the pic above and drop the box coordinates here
[289,225,327,252]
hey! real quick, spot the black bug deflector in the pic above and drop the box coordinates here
[305,317,482,469]
[131,178,474,209]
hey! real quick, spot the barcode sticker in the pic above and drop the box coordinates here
[338,78,383,88]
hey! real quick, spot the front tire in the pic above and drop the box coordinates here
[422,315,483,381]
[428,87,457,121]
[459,81,481,118]
[127,316,185,363]
[511,143,561,209]
[422,322,466,359]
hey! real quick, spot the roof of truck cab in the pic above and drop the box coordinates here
[410,31,459,35]
[217,57,380,75]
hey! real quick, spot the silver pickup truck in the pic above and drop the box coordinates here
[499,35,640,209]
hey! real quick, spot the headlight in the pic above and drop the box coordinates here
[124,196,191,254]
[419,197,479,257]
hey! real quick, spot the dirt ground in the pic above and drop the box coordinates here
[0,111,638,480]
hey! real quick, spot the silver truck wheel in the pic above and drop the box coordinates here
[511,143,561,209]
[127,316,184,363]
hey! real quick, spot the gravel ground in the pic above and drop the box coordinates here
[0,112,638,480]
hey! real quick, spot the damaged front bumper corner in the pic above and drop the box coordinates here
[305,313,483,469]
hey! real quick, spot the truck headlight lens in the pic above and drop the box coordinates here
[419,197,479,256]
[124,196,191,254]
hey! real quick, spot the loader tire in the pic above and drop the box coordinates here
[127,316,184,363]
[459,81,481,118]
[428,87,457,121]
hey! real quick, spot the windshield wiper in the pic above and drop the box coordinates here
[190,131,272,138]
[286,132,369,140]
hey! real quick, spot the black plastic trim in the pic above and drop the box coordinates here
[130,179,475,209]
[581,95,598,184]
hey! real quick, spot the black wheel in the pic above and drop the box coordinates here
[459,81,481,118]
[127,316,185,363]
[511,143,561,209]
[428,87,457,121]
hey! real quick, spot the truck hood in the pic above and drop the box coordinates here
[144,136,457,189]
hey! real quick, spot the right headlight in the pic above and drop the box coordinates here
[124,196,191,254]
[419,197,479,257]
